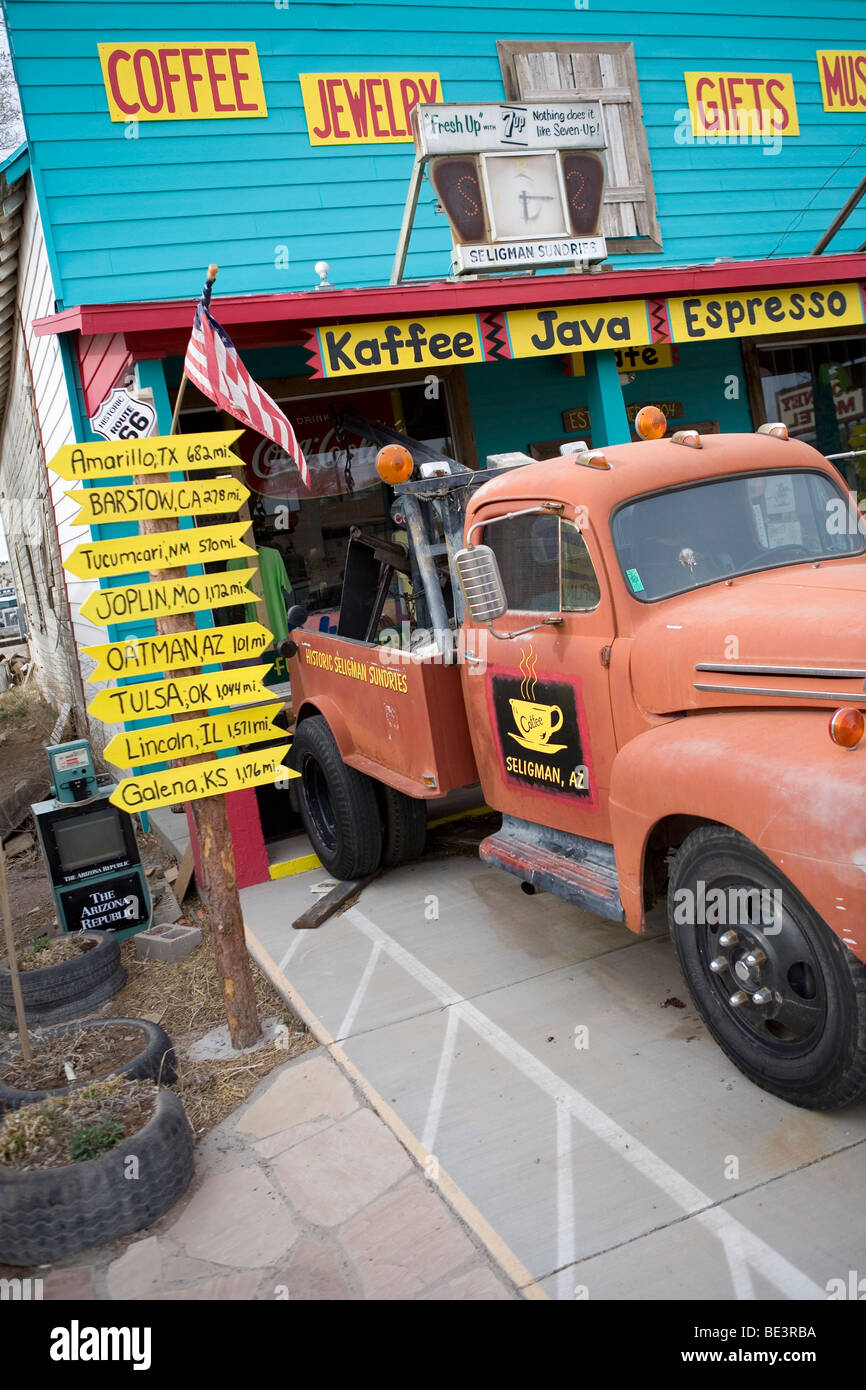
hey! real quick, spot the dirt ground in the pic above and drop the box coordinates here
[0,684,57,797]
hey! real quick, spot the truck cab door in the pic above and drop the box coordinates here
[460,502,618,843]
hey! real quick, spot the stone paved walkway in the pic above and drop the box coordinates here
[37,1050,518,1301]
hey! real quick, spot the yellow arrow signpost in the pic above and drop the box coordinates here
[78,567,258,627]
[109,746,297,813]
[48,345,287,1050]
[103,702,286,769]
[83,621,274,682]
[64,520,256,580]
[48,430,243,481]
[87,664,273,724]
[68,476,250,527]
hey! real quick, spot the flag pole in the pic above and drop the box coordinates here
[134,262,263,1049]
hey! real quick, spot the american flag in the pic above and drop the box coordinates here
[183,271,309,488]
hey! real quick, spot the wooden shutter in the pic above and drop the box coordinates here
[497,41,662,254]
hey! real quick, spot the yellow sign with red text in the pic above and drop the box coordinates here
[684,71,799,137]
[300,72,442,144]
[98,42,267,122]
[817,51,866,112]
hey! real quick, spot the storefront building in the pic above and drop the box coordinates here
[3,0,866,880]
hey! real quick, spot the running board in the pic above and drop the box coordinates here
[480,815,624,922]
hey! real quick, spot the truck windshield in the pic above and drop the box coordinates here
[611,470,865,602]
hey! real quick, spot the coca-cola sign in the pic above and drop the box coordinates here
[238,393,396,498]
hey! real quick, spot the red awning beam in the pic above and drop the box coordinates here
[32,252,866,359]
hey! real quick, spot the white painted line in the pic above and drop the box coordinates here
[336,938,383,1039]
[556,1102,576,1302]
[278,931,305,974]
[422,1008,460,1155]
[344,905,824,1299]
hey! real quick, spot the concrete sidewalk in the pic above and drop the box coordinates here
[37,1049,518,1302]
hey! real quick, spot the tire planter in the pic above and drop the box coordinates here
[0,1018,178,1113]
[0,931,126,1028]
[0,1086,194,1265]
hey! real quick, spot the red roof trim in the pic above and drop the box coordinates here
[33,253,866,355]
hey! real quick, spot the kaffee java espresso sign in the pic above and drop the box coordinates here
[306,281,865,378]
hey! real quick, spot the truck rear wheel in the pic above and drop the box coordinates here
[291,716,383,880]
[668,826,866,1110]
[379,784,427,867]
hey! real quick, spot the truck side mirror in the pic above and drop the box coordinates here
[454,545,508,622]
[454,543,563,641]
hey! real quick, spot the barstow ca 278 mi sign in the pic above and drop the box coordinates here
[305,281,865,378]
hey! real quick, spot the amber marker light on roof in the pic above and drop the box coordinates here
[376,444,414,485]
[671,429,702,448]
[829,707,865,749]
[634,405,667,440]
[757,422,789,439]
[575,451,610,469]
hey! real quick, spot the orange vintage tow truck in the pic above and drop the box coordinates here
[286,411,866,1109]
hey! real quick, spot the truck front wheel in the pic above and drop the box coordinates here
[291,716,383,880]
[668,826,866,1110]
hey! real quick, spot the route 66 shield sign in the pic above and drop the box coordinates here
[90,387,157,441]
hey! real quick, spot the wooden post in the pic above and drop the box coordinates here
[0,839,32,1063]
[133,265,262,1048]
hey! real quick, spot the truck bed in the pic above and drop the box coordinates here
[290,630,478,799]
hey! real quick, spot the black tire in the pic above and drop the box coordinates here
[291,715,383,879]
[668,825,866,1110]
[0,931,125,1027]
[0,1086,194,1265]
[0,1018,178,1113]
[380,784,427,868]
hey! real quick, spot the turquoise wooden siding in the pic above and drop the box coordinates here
[4,0,866,308]
[465,339,753,466]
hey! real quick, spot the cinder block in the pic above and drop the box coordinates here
[135,923,202,963]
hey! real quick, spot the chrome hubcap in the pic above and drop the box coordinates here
[698,876,826,1053]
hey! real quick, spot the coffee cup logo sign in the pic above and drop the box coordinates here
[508,698,566,754]
[491,647,595,803]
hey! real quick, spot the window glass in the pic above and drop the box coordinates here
[755,336,866,501]
[612,470,864,602]
[486,513,600,612]
[561,522,601,610]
